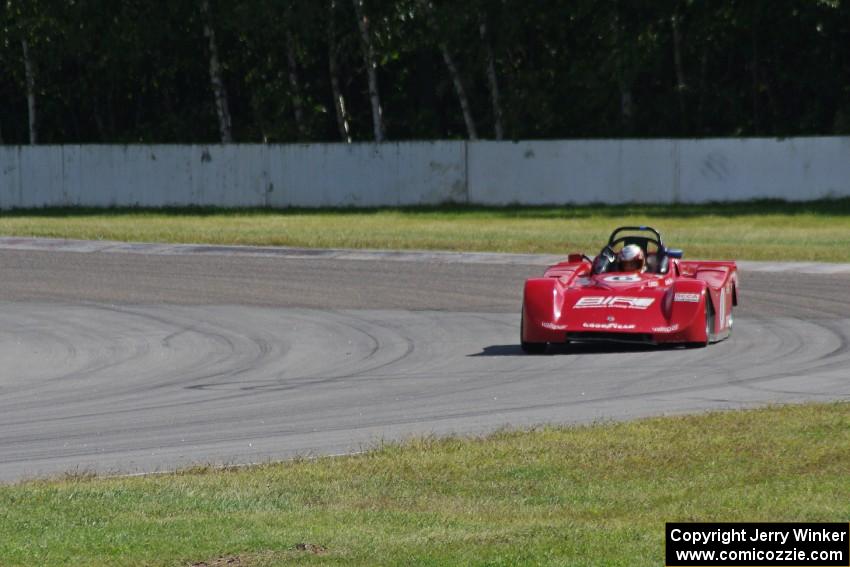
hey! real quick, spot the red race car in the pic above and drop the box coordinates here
[521,226,737,353]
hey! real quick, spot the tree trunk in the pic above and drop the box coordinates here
[94,101,108,141]
[21,38,37,145]
[620,89,633,131]
[417,0,477,140]
[285,29,307,138]
[200,0,233,143]
[328,0,352,142]
[671,10,687,125]
[751,9,760,135]
[479,13,503,140]
[696,45,708,134]
[438,43,477,140]
[612,1,633,134]
[763,76,781,136]
[352,0,385,142]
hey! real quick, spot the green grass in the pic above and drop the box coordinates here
[2,199,850,261]
[1,403,847,566]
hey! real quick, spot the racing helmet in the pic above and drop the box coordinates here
[618,244,645,272]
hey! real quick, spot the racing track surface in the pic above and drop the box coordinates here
[1,241,849,482]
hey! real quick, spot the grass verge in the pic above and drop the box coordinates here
[1,402,847,566]
[2,199,850,261]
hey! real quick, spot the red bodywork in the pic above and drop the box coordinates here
[522,253,738,348]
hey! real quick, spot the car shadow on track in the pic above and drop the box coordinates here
[471,343,685,356]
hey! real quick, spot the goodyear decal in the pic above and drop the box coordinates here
[582,322,636,330]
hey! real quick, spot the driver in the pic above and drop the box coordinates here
[617,244,646,272]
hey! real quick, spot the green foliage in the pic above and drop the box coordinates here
[1,0,849,143]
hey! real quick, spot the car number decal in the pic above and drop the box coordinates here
[574,296,655,309]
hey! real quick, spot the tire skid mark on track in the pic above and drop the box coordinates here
[185,312,416,393]
[91,304,283,390]
[1,306,849,480]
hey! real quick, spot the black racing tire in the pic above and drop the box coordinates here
[727,307,734,335]
[520,312,547,354]
[521,340,548,354]
[687,299,714,348]
[706,299,715,344]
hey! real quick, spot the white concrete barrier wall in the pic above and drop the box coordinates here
[266,142,466,207]
[677,137,850,202]
[0,137,848,209]
[467,140,679,204]
[468,137,850,204]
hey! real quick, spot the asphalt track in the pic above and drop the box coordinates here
[1,239,849,482]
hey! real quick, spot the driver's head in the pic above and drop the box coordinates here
[618,244,645,272]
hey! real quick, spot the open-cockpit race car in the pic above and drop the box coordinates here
[521,226,738,353]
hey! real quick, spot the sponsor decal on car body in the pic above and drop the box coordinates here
[542,322,569,330]
[603,274,642,283]
[574,296,655,309]
[582,322,636,330]
[652,324,680,333]
[673,292,701,303]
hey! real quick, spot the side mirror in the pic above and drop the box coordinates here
[567,253,586,263]
[666,248,684,259]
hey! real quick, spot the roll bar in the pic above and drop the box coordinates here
[607,226,664,248]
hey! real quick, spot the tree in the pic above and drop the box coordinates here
[5,0,46,144]
[1,0,849,143]
[200,0,233,143]
[416,0,478,140]
[328,0,352,142]
[670,4,687,127]
[285,26,307,138]
[478,7,504,139]
[20,36,37,143]
[352,0,385,142]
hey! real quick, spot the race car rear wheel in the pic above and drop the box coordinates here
[706,300,715,343]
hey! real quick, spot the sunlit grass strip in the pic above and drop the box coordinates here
[0,402,847,566]
[1,199,850,262]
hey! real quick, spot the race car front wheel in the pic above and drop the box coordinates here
[520,312,547,354]
[687,300,714,348]
[521,340,547,354]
